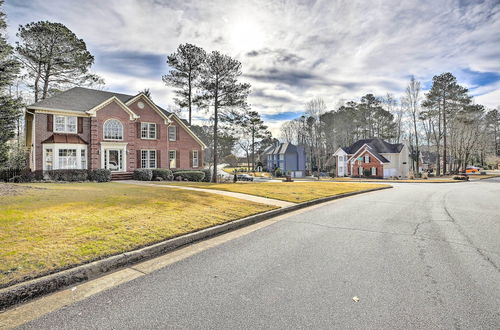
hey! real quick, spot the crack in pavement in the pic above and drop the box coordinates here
[284,219,500,256]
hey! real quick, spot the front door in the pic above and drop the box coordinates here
[105,149,123,172]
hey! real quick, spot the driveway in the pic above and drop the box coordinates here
[15,179,500,329]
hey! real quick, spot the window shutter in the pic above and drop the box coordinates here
[176,150,180,168]
[176,125,179,141]
[77,117,83,134]
[136,122,141,138]
[137,150,141,168]
[47,114,53,132]
[157,150,161,168]
[189,151,193,168]
[156,124,160,139]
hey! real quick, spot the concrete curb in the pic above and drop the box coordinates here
[0,185,391,310]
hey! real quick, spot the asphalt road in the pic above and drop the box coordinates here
[20,179,500,329]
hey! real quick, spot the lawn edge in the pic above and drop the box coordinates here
[0,185,391,310]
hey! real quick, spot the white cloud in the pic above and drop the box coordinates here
[4,0,500,129]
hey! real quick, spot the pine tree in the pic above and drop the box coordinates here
[0,0,22,166]
[198,51,251,182]
[16,21,102,102]
[163,43,206,125]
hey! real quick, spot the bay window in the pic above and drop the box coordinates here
[43,144,87,170]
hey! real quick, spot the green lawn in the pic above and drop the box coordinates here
[156,181,389,203]
[0,182,275,287]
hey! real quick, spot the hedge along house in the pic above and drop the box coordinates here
[25,87,207,178]
[333,138,409,179]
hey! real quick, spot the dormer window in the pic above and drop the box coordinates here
[54,115,77,133]
[104,119,123,140]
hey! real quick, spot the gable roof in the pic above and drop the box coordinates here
[28,87,135,113]
[265,142,299,155]
[348,144,390,163]
[343,138,404,155]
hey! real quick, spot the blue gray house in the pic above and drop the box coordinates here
[264,143,306,177]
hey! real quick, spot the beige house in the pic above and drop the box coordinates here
[333,138,410,178]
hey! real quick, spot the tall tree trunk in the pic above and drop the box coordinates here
[251,128,255,172]
[442,94,447,175]
[188,72,192,126]
[211,79,219,183]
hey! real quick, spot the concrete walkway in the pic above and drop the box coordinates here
[116,181,294,208]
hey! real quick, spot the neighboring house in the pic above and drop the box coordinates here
[25,87,206,175]
[264,142,306,177]
[333,138,409,178]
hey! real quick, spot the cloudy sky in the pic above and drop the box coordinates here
[4,0,500,135]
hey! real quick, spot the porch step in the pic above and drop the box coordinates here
[111,172,134,181]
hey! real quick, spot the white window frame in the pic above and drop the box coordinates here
[168,125,177,141]
[100,142,128,172]
[141,122,157,139]
[364,155,370,163]
[54,115,77,134]
[371,167,377,176]
[141,150,157,169]
[358,166,363,176]
[192,150,199,168]
[169,150,176,168]
[43,144,87,170]
[103,119,124,141]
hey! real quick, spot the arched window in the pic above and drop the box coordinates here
[104,119,123,140]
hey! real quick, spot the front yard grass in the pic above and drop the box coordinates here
[157,181,389,203]
[0,182,275,287]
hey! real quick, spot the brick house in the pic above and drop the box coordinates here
[25,87,206,176]
[333,138,409,178]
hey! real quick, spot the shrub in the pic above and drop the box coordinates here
[274,168,282,177]
[329,171,336,178]
[428,173,435,177]
[200,168,212,182]
[46,169,89,182]
[0,168,24,182]
[452,175,469,181]
[152,169,173,181]
[133,169,153,181]
[88,169,111,182]
[173,170,205,182]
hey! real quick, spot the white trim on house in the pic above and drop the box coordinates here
[27,107,91,117]
[168,114,207,149]
[192,150,199,168]
[126,94,171,124]
[140,149,157,169]
[347,145,389,164]
[86,96,140,120]
[100,142,128,172]
[42,143,88,170]
[140,122,157,139]
[169,150,177,169]
[54,115,78,134]
[103,118,124,141]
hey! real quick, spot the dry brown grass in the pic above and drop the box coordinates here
[0,182,275,287]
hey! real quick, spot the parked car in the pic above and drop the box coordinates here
[465,166,481,174]
[237,174,254,181]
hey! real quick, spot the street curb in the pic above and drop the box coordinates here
[0,185,391,310]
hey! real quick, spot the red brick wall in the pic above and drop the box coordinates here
[33,97,205,171]
[34,113,90,171]
[168,116,204,169]
[347,150,383,178]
